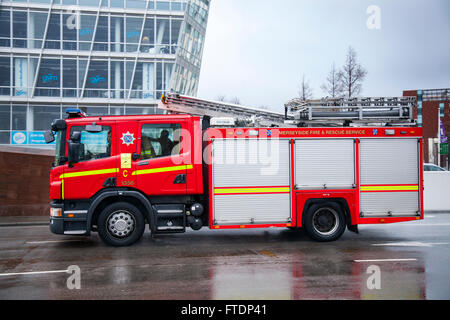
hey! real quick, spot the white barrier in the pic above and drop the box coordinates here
[424,171,450,211]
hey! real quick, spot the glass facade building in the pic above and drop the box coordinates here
[0,0,210,145]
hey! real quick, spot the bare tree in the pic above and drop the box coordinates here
[321,62,344,98]
[338,46,367,98]
[216,95,226,102]
[299,75,313,101]
[229,97,241,105]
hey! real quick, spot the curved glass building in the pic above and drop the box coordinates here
[0,0,210,145]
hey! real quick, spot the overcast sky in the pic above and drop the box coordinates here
[197,0,450,112]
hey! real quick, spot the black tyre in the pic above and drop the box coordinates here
[304,202,346,242]
[97,202,145,246]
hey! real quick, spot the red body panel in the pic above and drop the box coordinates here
[205,126,424,230]
[295,190,358,228]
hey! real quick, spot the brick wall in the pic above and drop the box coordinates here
[0,146,54,216]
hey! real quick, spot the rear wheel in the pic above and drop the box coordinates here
[304,202,346,242]
[98,202,145,246]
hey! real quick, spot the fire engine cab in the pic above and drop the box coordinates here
[45,94,423,246]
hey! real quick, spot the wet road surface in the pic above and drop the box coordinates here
[1,213,450,299]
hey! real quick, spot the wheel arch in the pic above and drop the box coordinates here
[300,197,353,229]
[88,189,155,233]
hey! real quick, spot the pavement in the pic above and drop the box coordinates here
[1,212,450,300]
[0,216,49,227]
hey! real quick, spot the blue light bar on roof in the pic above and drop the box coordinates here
[65,108,87,118]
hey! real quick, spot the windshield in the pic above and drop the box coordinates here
[53,131,63,167]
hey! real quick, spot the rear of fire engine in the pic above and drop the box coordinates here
[45,94,423,246]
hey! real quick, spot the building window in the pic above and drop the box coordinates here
[63,13,77,50]
[156,18,170,53]
[13,57,37,97]
[0,10,11,47]
[0,57,11,96]
[156,1,170,11]
[79,15,96,51]
[171,19,182,53]
[110,16,124,52]
[125,17,143,52]
[140,18,155,53]
[30,12,48,49]
[171,2,183,11]
[84,60,109,98]
[111,60,124,99]
[32,106,61,131]
[93,16,109,51]
[12,105,26,131]
[78,59,88,98]
[13,11,27,48]
[0,132,10,144]
[45,13,61,50]
[110,0,124,8]
[84,107,108,116]
[63,59,77,97]
[127,0,147,9]
[0,105,11,131]
[125,107,154,115]
[35,59,61,97]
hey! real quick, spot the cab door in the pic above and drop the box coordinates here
[62,121,116,200]
[135,119,188,195]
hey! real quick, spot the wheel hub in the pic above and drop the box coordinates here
[107,211,135,238]
[312,207,339,236]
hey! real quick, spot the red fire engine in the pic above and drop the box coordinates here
[45,94,423,246]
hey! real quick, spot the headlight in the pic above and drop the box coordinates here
[50,207,62,217]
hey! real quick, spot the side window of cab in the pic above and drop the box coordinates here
[140,123,182,160]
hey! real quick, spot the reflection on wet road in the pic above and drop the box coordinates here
[1,214,450,299]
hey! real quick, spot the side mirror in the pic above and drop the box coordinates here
[68,142,81,165]
[68,131,82,165]
[70,131,81,143]
[44,130,55,144]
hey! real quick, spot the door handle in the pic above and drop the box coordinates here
[173,174,186,184]
[132,153,140,161]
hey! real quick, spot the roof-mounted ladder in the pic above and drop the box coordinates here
[284,96,417,127]
[159,93,290,127]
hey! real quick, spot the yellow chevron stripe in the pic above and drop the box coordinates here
[60,168,119,179]
[132,164,193,176]
[360,185,419,192]
[214,187,290,195]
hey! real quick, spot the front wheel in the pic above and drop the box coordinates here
[97,202,145,246]
[304,202,346,242]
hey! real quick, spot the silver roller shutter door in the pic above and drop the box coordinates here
[359,138,419,216]
[295,139,355,189]
[213,139,290,187]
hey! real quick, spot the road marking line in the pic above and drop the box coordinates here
[25,240,86,244]
[0,269,68,277]
[372,242,449,247]
[354,258,417,263]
